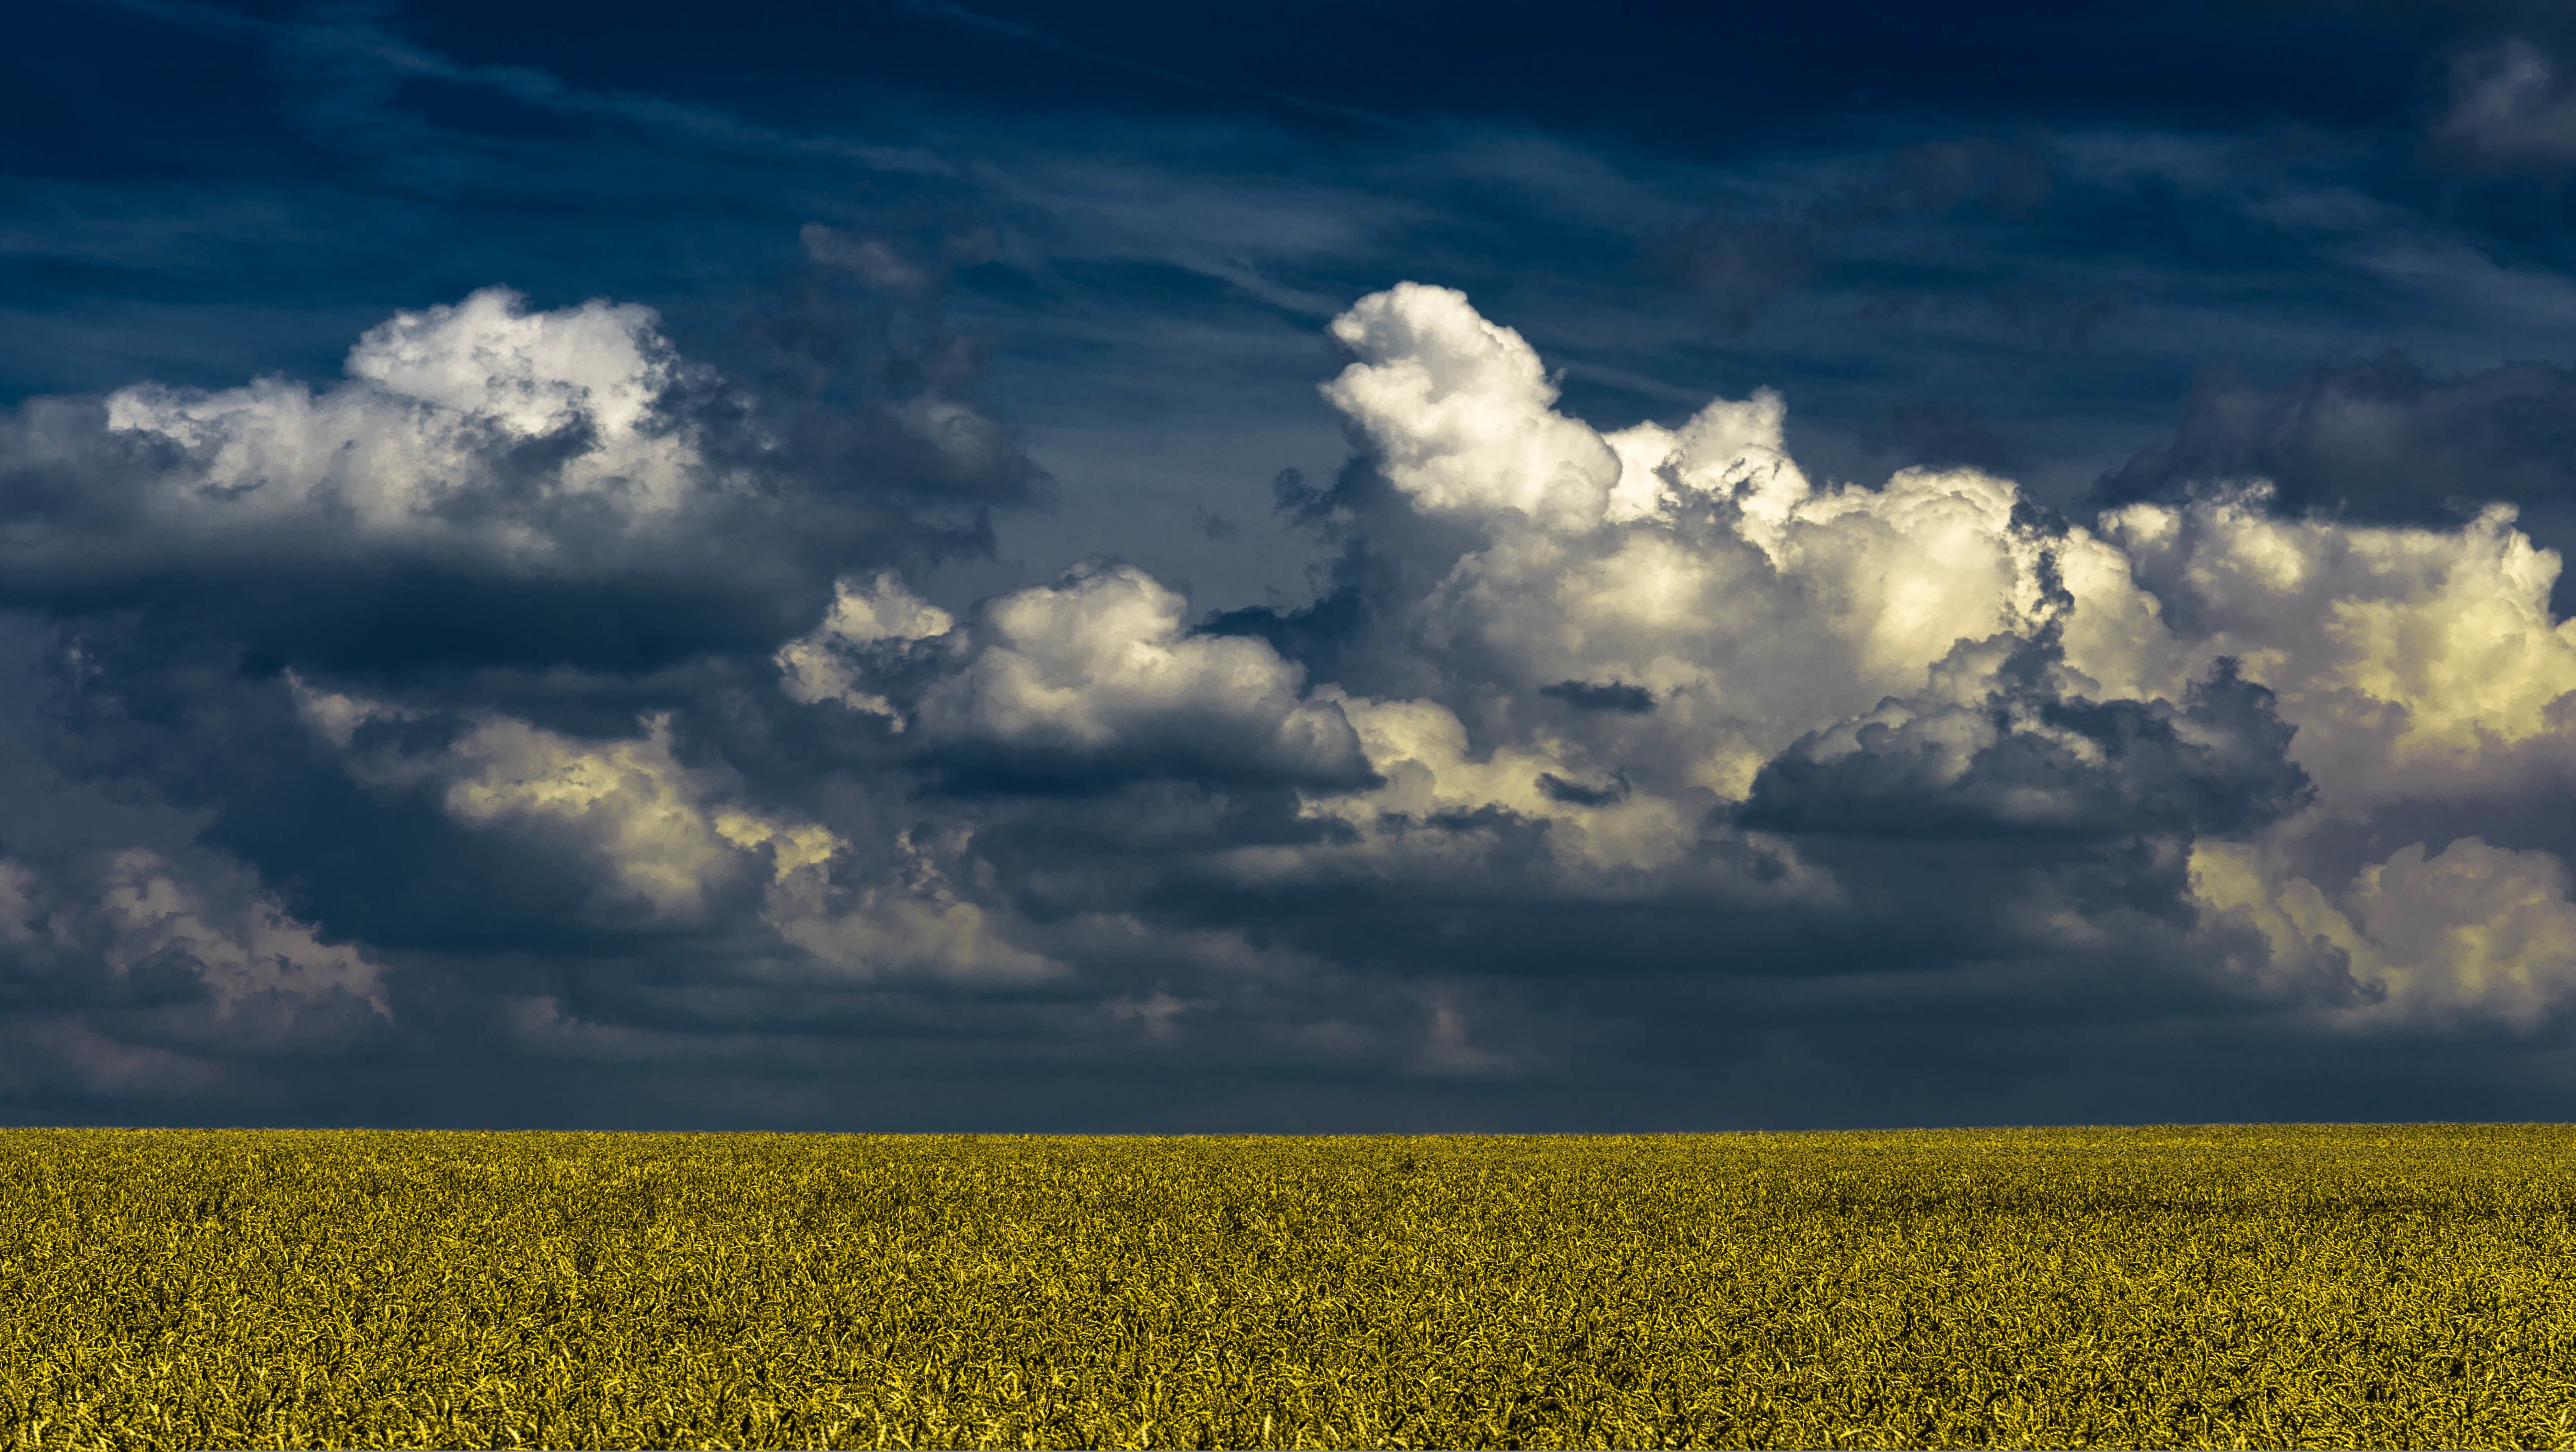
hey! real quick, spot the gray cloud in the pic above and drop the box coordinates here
[2435,37,2576,169]
[2101,349,2576,521]
[1742,645,2311,843]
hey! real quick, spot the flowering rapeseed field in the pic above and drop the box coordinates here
[4,1124,2576,1450]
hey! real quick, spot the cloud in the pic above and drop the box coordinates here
[435,715,793,922]
[281,670,1063,985]
[14,273,2576,1127]
[2435,37,2576,170]
[802,224,934,295]
[2099,350,2576,528]
[285,679,832,924]
[0,271,1036,672]
[1234,285,2576,1012]
[0,845,393,1067]
[1539,679,1654,714]
[2101,492,2576,802]
[1741,649,2311,842]
[759,825,1063,988]
[775,571,958,727]
[67,287,706,562]
[779,563,1375,789]
[2193,835,2576,1031]
[1320,282,1626,531]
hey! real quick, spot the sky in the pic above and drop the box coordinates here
[11,0,2576,1131]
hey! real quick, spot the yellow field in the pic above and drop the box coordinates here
[4,1125,2576,1450]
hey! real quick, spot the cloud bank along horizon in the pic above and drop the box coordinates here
[6,258,2576,1130]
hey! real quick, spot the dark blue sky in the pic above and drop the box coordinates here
[10,0,2576,1130]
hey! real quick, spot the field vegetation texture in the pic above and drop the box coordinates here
[4,1125,2576,1449]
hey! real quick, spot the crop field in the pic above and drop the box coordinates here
[5,1126,2576,1450]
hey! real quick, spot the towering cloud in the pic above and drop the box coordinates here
[5,276,2576,1128]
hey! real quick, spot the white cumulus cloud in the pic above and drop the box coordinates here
[102,288,707,563]
[782,561,1373,786]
